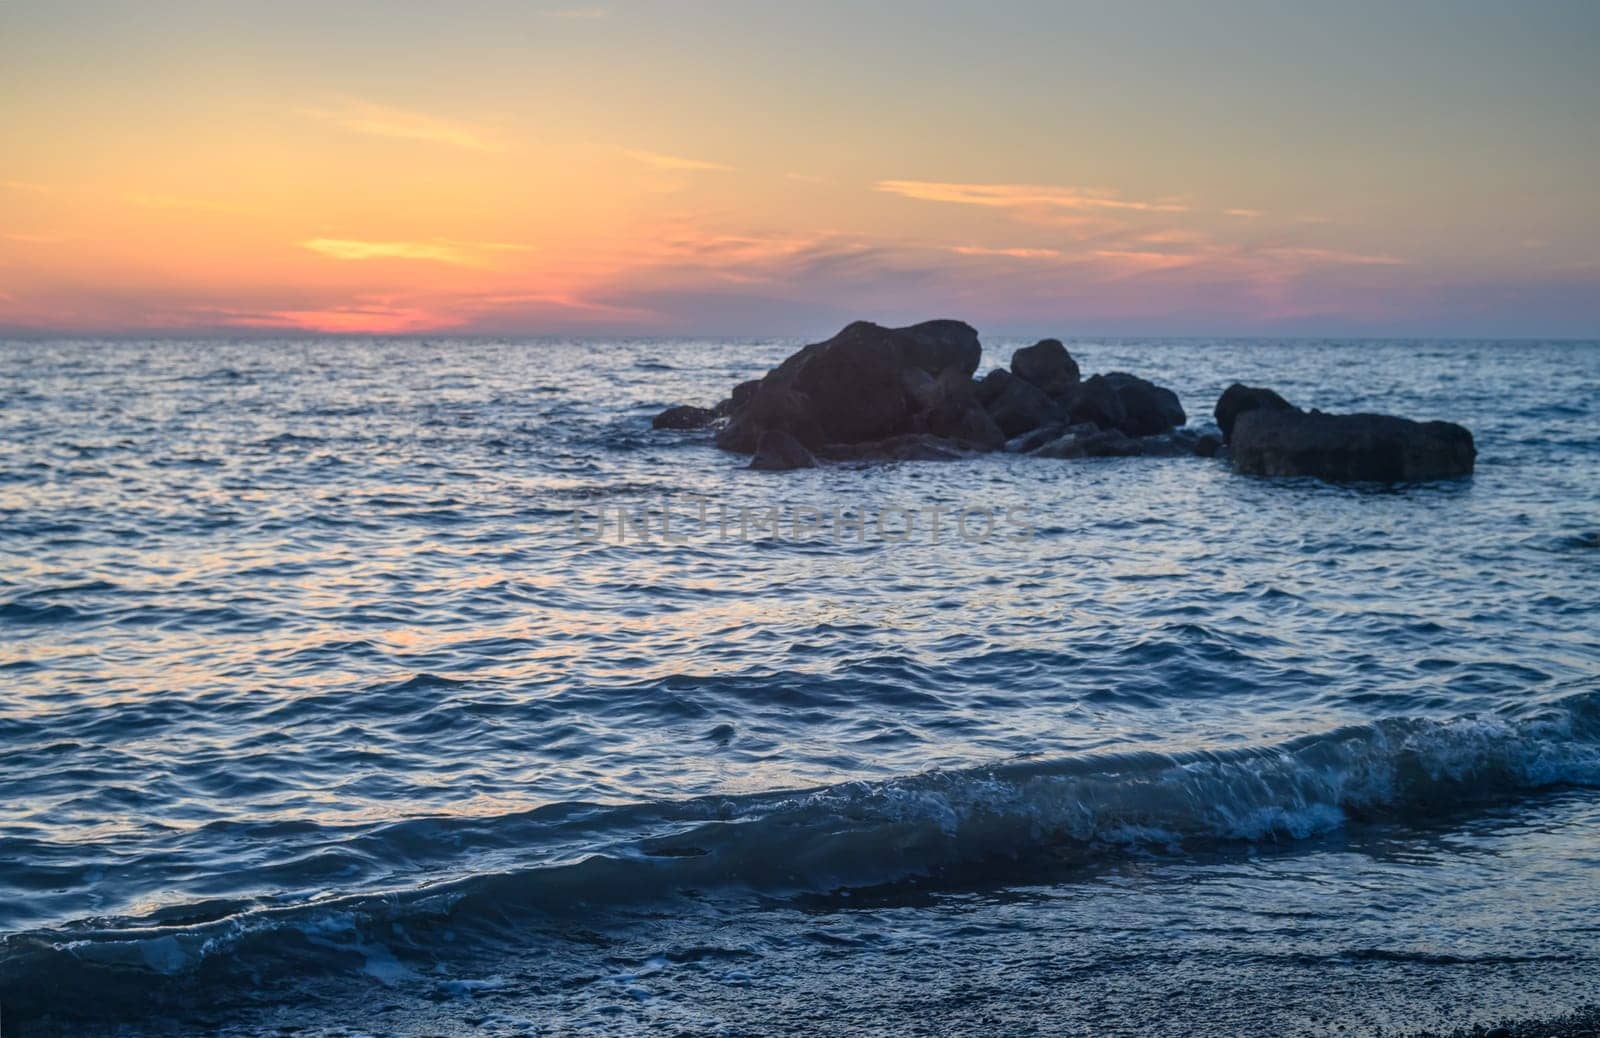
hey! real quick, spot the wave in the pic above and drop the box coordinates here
[4,691,1598,1025]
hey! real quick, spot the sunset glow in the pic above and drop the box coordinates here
[2,1,1596,337]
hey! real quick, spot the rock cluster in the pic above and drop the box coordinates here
[652,320,1475,482]
[657,319,1190,470]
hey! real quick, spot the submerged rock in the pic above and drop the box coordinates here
[749,429,818,471]
[1003,423,1068,454]
[1230,409,1475,482]
[1034,427,1145,459]
[1215,383,1297,442]
[819,434,976,463]
[651,404,718,430]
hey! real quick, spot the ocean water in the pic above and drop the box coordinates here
[1,335,1597,1036]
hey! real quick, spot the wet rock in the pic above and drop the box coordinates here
[1010,338,1080,397]
[895,319,983,379]
[984,374,1059,438]
[789,321,914,443]
[1194,433,1223,458]
[920,368,1005,450]
[715,383,824,453]
[651,404,718,430]
[975,367,1013,408]
[715,379,761,418]
[713,320,986,455]
[749,429,818,471]
[1099,372,1186,436]
[1230,409,1475,482]
[1033,427,1144,459]
[819,434,975,463]
[1003,423,1067,454]
[1064,374,1126,431]
[1214,383,1296,442]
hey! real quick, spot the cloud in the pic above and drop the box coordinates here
[303,101,503,151]
[946,245,1063,259]
[875,180,1188,213]
[1260,246,1407,266]
[300,238,530,267]
[1224,208,1264,218]
[3,181,56,193]
[623,149,734,172]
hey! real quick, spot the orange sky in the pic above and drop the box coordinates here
[2,2,1596,337]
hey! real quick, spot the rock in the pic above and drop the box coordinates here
[900,367,940,411]
[715,383,824,453]
[920,369,1006,450]
[1034,427,1144,459]
[974,367,1013,408]
[1193,433,1223,458]
[895,319,983,378]
[715,379,761,417]
[789,321,914,443]
[984,374,1059,438]
[652,404,717,430]
[749,429,817,471]
[1099,372,1186,436]
[1064,374,1126,431]
[1214,383,1296,442]
[819,434,975,463]
[715,320,988,456]
[1230,409,1475,482]
[1010,338,1080,397]
[1003,423,1066,453]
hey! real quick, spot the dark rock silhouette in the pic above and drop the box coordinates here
[714,320,985,452]
[1214,383,1296,442]
[985,374,1059,438]
[1063,375,1126,431]
[651,404,717,430]
[749,429,818,471]
[1230,409,1475,481]
[1010,338,1080,397]
[1096,372,1187,436]
[1034,426,1144,458]
[715,382,823,453]
[650,318,1477,482]
[820,434,977,463]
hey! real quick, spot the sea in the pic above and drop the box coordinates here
[1,335,1597,1036]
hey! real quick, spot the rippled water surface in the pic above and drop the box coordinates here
[2,336,1598,1035]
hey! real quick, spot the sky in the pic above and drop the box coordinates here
[1,0,1597,339]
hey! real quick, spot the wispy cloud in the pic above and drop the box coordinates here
[303,101,503,151]
[3,180,56,193]
[1224,208,1264,218]
[623,149,734,172]
[300,238,530,267]
[947,245,1063,259]
[1259,246,1407,266]
[876,180,1189,213]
